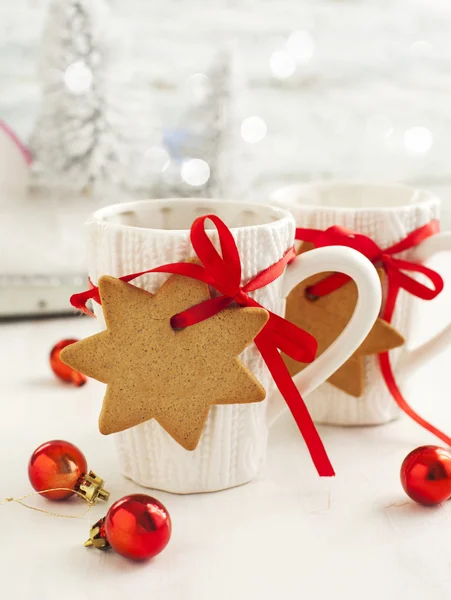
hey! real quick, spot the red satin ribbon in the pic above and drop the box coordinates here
[295,220,450,445]
[72,215,335,476]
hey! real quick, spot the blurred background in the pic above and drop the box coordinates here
[1,0,450,315]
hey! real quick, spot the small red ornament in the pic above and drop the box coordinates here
[50,339,87,386]
[28,440,109,503]
[400,445,451,506]
[85,494,171,561]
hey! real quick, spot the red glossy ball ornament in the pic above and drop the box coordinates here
[401,445,451,506]
[28,440,109,503]
[50,339,87,386]
[85,494,171,561]
[28,440,88,500]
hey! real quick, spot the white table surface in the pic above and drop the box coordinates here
[2,257,451,600]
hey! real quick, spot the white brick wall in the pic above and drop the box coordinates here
[2,0,451,225]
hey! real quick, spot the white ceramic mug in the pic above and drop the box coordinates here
[271,181,451,427]
[86,198,381,493]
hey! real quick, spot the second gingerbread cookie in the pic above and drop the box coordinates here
[283,243,405,397]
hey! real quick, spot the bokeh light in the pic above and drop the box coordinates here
[64,61,93,94]
[269,50,296,79]
[240,116,267,144]
[285,30,316,63]
[404,126,433,154]
[181,158,210,186]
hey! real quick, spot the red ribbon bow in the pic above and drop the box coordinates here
[296,220,449,445]
[72,215,335,476]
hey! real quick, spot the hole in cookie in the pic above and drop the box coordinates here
[170,313,185,331]
[305,287,320,302]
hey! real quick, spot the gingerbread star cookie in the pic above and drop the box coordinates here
[61,272,269,450]
[282,242,405,397]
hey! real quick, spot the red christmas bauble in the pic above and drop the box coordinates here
[50,339,87,386]
[28,440,88,501]
[400,445,451,506]
[105,494,171,561]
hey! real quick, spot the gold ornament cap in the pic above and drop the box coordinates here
[77,471,110,504]
[84,517,110,550]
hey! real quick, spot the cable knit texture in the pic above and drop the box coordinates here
[85,201,294,493]
[272,184,441,427]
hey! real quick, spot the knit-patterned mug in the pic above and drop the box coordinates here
[271,181,451,428]
[85,198,381,493]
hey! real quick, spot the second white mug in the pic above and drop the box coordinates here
[271,181,451,428]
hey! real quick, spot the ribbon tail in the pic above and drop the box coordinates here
[243,302,317,363]
[255,334,335,477]
[379,351,451,446]
[380,280,451,446]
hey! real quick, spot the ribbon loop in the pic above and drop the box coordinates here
[384,256,444,302]
[298,222,444,306]
[190,215,242,297]
[72,215,332,476]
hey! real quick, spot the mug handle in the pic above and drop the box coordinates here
[267,245,382,425]
[397,231,451,376]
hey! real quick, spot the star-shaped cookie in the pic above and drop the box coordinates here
[61,272,269,450]
[283,243,405,397]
